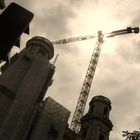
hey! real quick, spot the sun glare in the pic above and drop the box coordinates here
[68,4,123,54]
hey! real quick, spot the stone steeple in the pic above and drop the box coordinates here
[80,95,113,140]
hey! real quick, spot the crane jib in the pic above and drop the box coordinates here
[52,27,139,45]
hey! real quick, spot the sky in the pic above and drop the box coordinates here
[4,0,140,140]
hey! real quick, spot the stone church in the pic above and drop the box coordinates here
[0,2,113,140]
[0,35,113,140]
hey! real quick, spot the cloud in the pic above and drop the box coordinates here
[3,0,140,140]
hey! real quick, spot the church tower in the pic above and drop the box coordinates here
[0,36,55,140]
[80,95,113,140]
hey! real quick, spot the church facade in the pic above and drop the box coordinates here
[0,36,113,140]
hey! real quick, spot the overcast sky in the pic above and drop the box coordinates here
[4,0,140,139]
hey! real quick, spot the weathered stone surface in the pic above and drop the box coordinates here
[0,37,55,140]
[80,95,113,140]
[29,97,70,140]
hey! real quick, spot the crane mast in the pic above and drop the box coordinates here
[70,31,104,132]
[52,26,139,133]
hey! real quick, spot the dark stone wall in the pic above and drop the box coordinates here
[28,97,70,140]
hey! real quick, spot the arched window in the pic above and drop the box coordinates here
[103,106,108,116]
[48,125,58,138]
[91,104,94,112]
[88,104,94,113]
[99,134,104,140]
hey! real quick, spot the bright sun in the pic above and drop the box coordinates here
[68,4,123,54]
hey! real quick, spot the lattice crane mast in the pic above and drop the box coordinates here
[52,27,139,133]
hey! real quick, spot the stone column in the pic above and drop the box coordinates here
[0,36,54,140]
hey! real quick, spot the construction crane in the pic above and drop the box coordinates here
[52,26,139,133]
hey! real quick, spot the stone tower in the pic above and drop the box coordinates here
[0,36,55,140]
[28,97,70,140]
[80,95,113,140]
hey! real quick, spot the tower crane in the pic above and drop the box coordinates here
[52,27,139,133]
